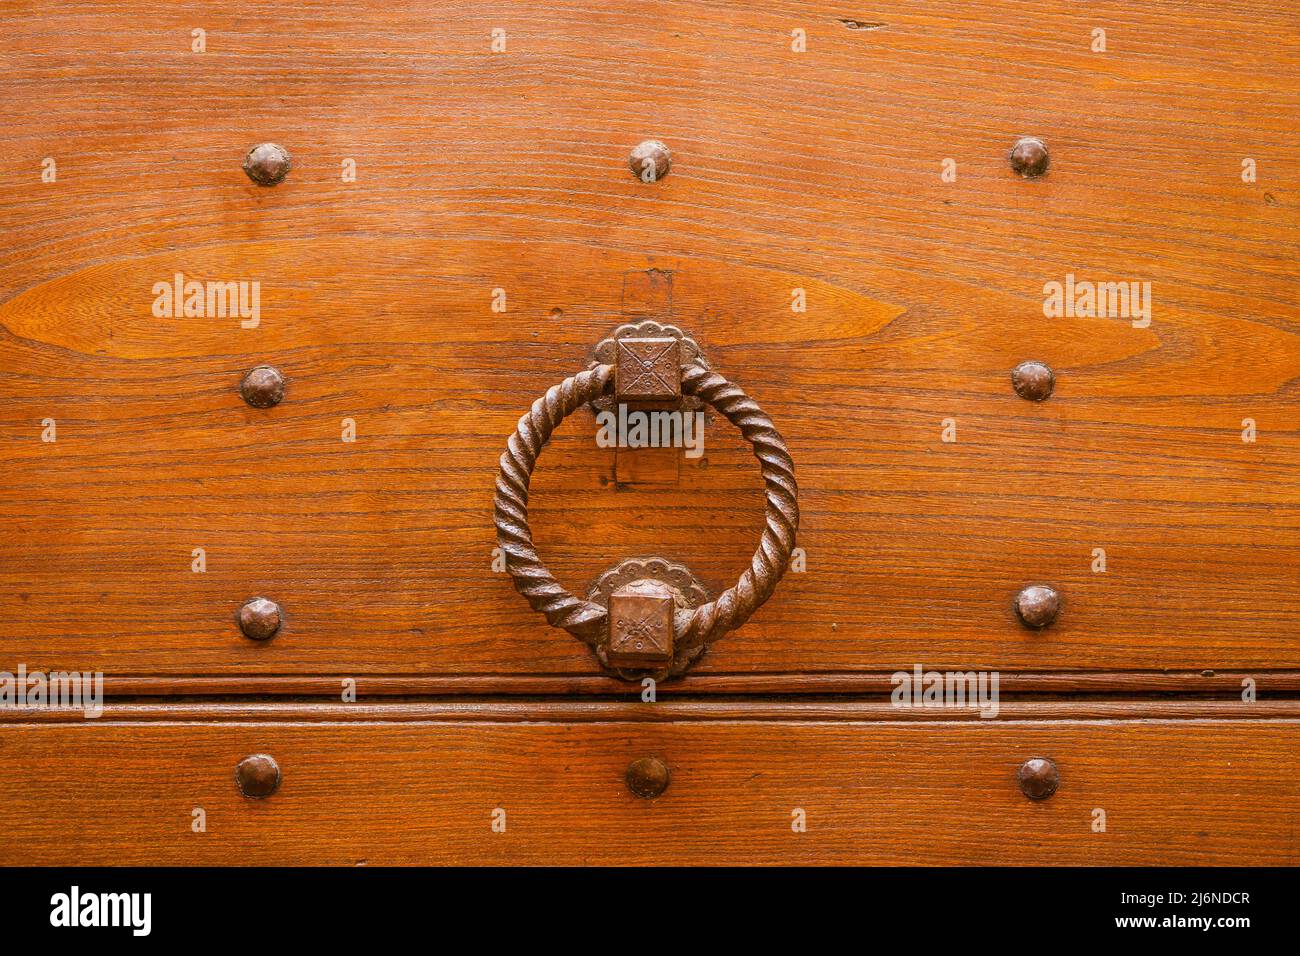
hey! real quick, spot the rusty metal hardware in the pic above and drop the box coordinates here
[1009,136,1049,178]
[1017,757,1060,800]
[1015,584,1061,628]
[493,334,799,680]
[1011,360,1055,401]
[243,143,292,186]
[235,754,281,798]
[625,757,671,798]
[586,556,711,674]
[628,139,671,182]
[239,365,285,408]
[587,320,708,416]
[237,597,283,641]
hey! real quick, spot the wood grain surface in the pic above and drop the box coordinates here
[1,708,1296,865]
[1,1,1298,684]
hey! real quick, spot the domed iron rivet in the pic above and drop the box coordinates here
[1015,585,1061,628]
[239,365,285,408]
[1017,757,1060,800]
[235,754,281,798]
[628,140,671,183]
[625,757,670,798]
[238,597,282,641]
[1011,361,1055,401]
[243,143,291,186]
[1009,136,1049,178]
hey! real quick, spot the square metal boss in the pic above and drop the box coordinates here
[607,579,675,666]
[614,337,681,403]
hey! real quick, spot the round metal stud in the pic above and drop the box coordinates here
[239,365,285,408]
[1017,757,1060,800]
[238,597,282,641]
[628,140,671,183]
[625,757,670,798]
[242,143,292,186]
[235,754,282,798]
[1015,585,1061,628]
[1011,361,1055,401]
[1009,136,1049,178]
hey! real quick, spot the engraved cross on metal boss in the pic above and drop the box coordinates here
[615,337,681,403]
[607,579,676,667]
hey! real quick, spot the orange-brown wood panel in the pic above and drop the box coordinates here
[0,706,1297,865]
[0,2,1297,682]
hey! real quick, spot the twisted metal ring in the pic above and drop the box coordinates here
[493,362,799,676]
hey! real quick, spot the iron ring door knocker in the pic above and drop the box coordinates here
[492,324,799,679]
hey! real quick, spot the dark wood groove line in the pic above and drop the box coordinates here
[5,699,1299,724]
